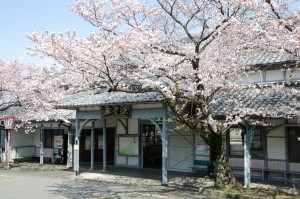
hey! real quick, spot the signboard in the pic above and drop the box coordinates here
[195,136,207,155]
[118,135,139,156]
[4,116,15,130]
[102,105,130,118]
[74,144,79,151]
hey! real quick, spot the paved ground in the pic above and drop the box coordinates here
[0,166,213,199]
[1,163,299,199]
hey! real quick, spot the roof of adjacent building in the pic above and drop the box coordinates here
[0,106,76,122]
[0,91,75,122]
[211,87,300,118]
[243,52,297,67]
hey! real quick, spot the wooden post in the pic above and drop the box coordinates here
[90,121,95,170]
[40,124,44,166]
[7,129,11,170]
[103,119,107,171]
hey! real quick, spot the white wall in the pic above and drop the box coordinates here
[11,129,34,147]
[267,126,285,160]
[32,130,40,147]
[248,72,262,83]
[168,125,194,172]
[265,69,284,82]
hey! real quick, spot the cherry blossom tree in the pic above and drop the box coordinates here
[0,60,71,130]
[26,0,300,188]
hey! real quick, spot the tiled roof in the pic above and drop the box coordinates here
[0,91,75,121]
[57,87,299,119]
[211,87,299,118]
[0,106,76,121]
[56,90,164,108]
[243,52,296,66]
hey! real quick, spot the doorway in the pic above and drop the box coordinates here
[142,124,162,169]
[80,128,115,165]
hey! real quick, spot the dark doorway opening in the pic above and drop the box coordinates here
[80,128,115,165]
[142,124,162,169]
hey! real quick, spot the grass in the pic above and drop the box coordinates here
[202,186,300,199]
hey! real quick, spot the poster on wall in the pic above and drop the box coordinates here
[195,136,207,155]
[54,135,63,149]
[118,135,139,156]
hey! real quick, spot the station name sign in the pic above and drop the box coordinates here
[101,105,131,118]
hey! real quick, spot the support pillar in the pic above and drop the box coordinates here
[40,124,44,166]
[244,123,255,188]
[67,128,73,168]
[90,121,95,170]
[4,131,7,164]
[244,132,250,188]
[7,130,11,169]
[74,114,80,175]
[161,103,169,185]
[103,119,107,171]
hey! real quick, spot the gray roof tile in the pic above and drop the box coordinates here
[211,87,299,118]
[243,52,296,66]
[56,90,164,108]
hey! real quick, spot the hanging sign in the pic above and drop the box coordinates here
[4,116,15,130]
[102,105,131,118]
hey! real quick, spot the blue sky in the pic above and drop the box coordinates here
[0,0,299,67]
[0,0,96,66]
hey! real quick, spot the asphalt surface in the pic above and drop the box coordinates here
[0,168,213,199]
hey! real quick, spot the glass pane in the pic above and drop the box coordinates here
[85,136,91,150]
[46,137,52,148]
[229,128,243,156]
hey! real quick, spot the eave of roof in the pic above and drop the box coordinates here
[56,90,164,109]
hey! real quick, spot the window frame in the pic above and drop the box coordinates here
[228,126,265,159]
[43,129,64,148]
[288,127,300,163]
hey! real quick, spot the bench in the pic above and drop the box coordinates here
[191,160,211,173]
[147,156,161,164]
[13,156,35,163]
[285,171,300,184]
[231,166,265,180]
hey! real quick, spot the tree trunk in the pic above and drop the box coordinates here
[209,133,241,188]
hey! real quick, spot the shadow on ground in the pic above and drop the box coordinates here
[47,179,202,199]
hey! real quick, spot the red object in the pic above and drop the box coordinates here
[250,161,253,168]
[3,116,14,169]
[4,116,15,130]
[7,130,11,169]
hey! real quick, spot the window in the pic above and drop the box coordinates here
[228,127,265,159]
[43,129,64,148]
[251,128,264,159]
[229,128,243,156]
[288,127,300,163]
[142,125,161,147]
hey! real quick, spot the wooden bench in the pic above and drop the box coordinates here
[231,166,265,180]
[147,156,161,164]
[191,160,211,173]
[13,156,35,163]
